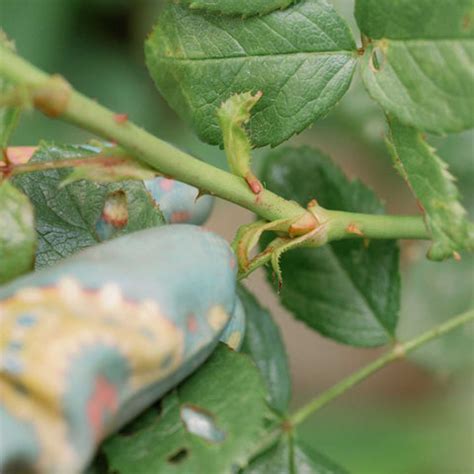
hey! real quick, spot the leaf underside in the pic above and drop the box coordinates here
[12,142,164,269]
[145,0,357,148]
[356,0,474,134]
[261,146,400,347]
[387,117,474,260]
[0,181,36,284]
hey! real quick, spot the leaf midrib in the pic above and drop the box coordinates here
[153,50,356,63]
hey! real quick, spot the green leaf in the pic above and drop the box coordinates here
[356,0,474,134]
[12,143,164,269]
[178,0,297,17]
[145,0,357,148]
[399,251,474,373]
[242,433,348,473]
[387,118,474,260]
[218,91,263,193]
[261,146,400,347]
[0,181,36,284]
[435,130,474,216]
[239,284,291,414]
[0,31,21,149]
[99,345,275,474]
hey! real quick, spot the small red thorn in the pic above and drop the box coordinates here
[307,198,318,208]
[113,113,128,124]
[194,189,208,202]
[246,176,262,195]
[346,223,364,236]
[453,251,461,261]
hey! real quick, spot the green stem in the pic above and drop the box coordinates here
[326,210,428,241]
[0,46,430,242]
[290,309,474,426]
[0,46,304,223]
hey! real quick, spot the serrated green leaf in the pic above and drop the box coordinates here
[0,181,36,283]
[261,146,400,347]
[239,284,291,414]
[435,130,474,216]
[387,118,474,260]
[242,433,348,473]
[356,0,474,134]
[145,0,357,148]
[98,345,275,474]
[179,0,297,17]
[12,143,164,268]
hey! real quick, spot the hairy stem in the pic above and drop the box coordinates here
[290,309,474,426]
[0,46,430,242]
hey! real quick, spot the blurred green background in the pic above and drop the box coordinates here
[1,1,473,472]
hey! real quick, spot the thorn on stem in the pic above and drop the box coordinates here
[113,113,128,124]
[346,223,364,236]
[393,342,406,359]
[245,173,263,195]
[194,189,208,202]
[453,251,461,261]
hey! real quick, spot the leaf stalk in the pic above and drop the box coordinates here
[290,309,474,426]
